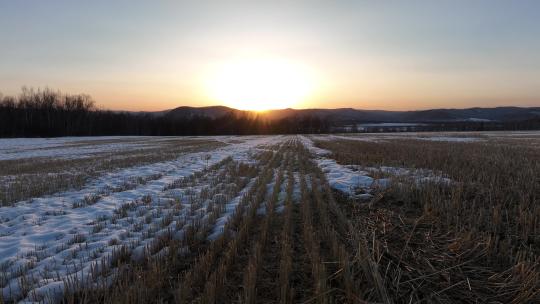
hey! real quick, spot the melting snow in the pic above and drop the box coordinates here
[0,136,284,302]
[299,135,451,198]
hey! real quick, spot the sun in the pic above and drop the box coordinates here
[205,58,315,111]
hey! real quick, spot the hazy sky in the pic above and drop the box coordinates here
[1,0,539,110]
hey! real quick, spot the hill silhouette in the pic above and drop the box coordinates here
[164,105,540,123]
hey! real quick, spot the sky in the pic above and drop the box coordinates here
[1,0,539,111]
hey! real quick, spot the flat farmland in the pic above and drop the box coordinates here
[0,132,539,303]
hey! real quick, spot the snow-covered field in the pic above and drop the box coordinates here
[0,136,249,160]
[0,137,154,160]
[1,131,538,302]
[0,136,285,302]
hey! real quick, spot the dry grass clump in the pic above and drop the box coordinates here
[72,193,101,208]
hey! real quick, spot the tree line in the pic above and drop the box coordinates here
[1,88,538,137]
[0,88,331,137]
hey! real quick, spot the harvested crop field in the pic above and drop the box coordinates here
[1,132,539,303]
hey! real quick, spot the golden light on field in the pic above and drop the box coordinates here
[204,58,315,111]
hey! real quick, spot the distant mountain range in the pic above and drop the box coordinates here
[158,105,540,124]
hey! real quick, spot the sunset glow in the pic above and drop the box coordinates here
[204,58,315,111]
[1,1,539,110]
